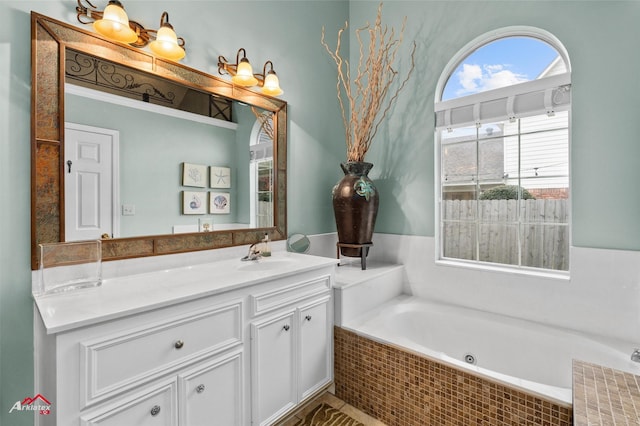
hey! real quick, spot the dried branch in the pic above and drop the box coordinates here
[321,2,416,162]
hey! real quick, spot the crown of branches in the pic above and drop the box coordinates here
[321,2,416,162]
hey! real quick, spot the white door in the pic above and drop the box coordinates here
[64,123,119,241]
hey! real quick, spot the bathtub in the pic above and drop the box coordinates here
[341,295,640,405]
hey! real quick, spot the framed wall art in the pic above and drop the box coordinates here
[182,191,207,214]
[210,166,231,189]
[210,192,230,214]
[182,163,207,188]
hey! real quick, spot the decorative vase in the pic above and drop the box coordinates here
[332,161,379,257]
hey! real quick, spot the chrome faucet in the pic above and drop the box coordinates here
[631,349,640,362]
[241,243,261,261]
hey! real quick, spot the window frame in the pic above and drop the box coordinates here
[434,27,572,278]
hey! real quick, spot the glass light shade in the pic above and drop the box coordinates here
[149,26,185,61]
[261,72,283,96]
[232,59,258,86]
[93,2,138,44]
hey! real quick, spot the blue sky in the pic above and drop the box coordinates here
[442,37,560,101]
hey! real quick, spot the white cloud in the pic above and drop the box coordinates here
[455,63,528,96]
[457,64,483,93]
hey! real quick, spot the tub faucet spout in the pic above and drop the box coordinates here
[631,349,640,363]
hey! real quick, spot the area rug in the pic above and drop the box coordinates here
[294,403,364,426]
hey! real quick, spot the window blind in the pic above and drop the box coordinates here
[435,73,571,131]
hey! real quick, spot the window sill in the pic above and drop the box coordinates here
[435,258,570,281]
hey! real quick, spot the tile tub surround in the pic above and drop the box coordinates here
[573,360,640,424]
[334,327,572,426]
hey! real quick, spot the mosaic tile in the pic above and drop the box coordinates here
[573,360,640,425]
[335,327,572,425]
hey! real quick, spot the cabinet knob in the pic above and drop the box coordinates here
[305,315,312,321]
[196,384,206,393]
[282,324,290,331]
[174,340,184,349]
[150,405,161,416]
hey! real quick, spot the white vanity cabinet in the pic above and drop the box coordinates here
[33,253,336,426]
[250,277,333,426]
[35,295,244,426]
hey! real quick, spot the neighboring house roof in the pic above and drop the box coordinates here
[537,55,566,79]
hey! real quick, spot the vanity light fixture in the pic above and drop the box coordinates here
[218,48,259,87]
[91,0,137,43]
[218,49,284,96]
[75,0,186,61]
[256,61,284,96]
[148,12,185,61]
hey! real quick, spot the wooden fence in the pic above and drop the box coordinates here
[442,199,569,270]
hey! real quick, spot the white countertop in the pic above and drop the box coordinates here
[34,252,337,334]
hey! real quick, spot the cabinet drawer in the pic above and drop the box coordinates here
[249,275,331,316]
[80,301,242,407]
[81,379,177,426]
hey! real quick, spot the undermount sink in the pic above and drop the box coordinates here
[237,258,294,271]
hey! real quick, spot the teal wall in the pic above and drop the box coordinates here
[348,1,640,250]
[1,1,639,425]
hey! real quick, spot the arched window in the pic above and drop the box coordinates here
[435,27,571,273]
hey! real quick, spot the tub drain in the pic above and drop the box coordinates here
[463,353,476,365]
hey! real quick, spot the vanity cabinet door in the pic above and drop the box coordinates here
[251,311,296,426]
[80,380,177,426]
[178,351,243,426]
[298,296,332,402]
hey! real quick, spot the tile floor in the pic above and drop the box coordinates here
[274,386,386,426]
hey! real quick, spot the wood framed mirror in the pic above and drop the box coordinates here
[31,12,287,270]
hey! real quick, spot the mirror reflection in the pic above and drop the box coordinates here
[31,12,287,269]
[63,50,274,240]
